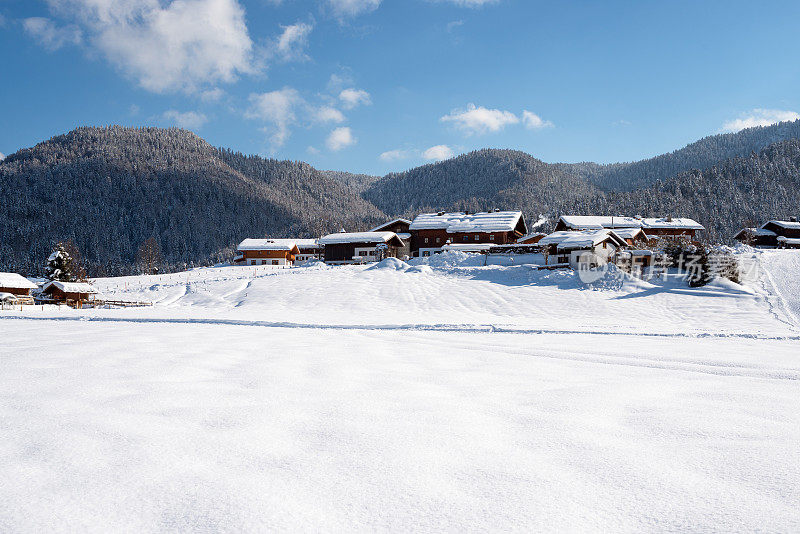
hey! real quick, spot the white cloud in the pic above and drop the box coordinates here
[326,127,356,151]
[423,145,454,161]
[446,20,464,32]
[721,109,800,133]
[307,146,320,155]
[247,87,304,150]
[339,88,371,109]
[326,0,381,18]
[313,106,345,123]
[441,103,519,135]
[129,104,140,116]
[39,0,256,94]
[379,149,413,161]
[163,110,208,130]
[275,21,313,61]
[521,110,554,130]
[200,88,225,102]
[23,17,82,51]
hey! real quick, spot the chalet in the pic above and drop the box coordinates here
[294,239,323,262]
[409,210,528,257]
[369,219,412,258]
[554,215,704,239]
[319,232,406,265]
[41,280,99,304]
[612,227,649,246]
[735,218,800,248]
[235,239,301,266]
[0,272,37,296]
[539,229,627,268]
[517,231,547,244]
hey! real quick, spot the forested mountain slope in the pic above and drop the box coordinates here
[0,126,384,274]
[2,123,799,275]
[569,119,800,191]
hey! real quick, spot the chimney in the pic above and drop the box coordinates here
[666,215,673,222]
[790,216,798,222]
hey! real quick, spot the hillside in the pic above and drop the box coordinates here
[0,126,384,275]
[2,121,800,275]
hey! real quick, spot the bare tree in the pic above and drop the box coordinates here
[136,237,163,274]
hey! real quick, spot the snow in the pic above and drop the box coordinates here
[777,236,800,245]
[0,272,37,289]
[555,229,624,250]
[1,252,800,531]
[766,220,800,230]
[237,239,301,251]
[559,215,704,231]
[368,218,411,232]
[409,211,523,232]
[43,280,99,294]
[318,231,399,244]
[441,243,493,253]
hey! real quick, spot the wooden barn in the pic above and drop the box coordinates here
[735,218,800,248]
[235,239,301,266]
[41,281,99,304]
[319,232,405,264]
[0,272,37,296]
[409,210,528,257]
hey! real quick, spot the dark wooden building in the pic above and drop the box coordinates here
[408,211,528,257]
[319,232,406,264]
[0,272,37,296]
[554,215,704,239]
[369,219,411,258]
[735,218,800,248]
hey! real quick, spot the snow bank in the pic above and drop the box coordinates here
[366,257,409,271]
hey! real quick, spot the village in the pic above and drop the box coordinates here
[1,209,799,309]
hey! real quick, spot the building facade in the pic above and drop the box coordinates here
[409,211,528,257]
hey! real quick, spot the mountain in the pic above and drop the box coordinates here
[0,126,384,275]
[568,120,800,191]
[2,121,799,276]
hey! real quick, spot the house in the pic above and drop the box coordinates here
[41,280,99,304]
[294,239,323,262]
[538,229,627,268]
[318,232,406,264]
[369,219,412,258]
[408,210,528,257]
[734,218,800,248]
[235,239,301,266]
[517,231,547,244]
[554,215,704,239]
[612,227,649,246]
[0,272,37,296]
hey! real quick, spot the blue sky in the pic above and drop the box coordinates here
[1,0,799,175]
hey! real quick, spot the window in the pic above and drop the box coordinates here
[489,234,494,241]
[422,251,430,257]
[272,260,279,265]
[424,237,429,244]
[262,260,267,265]
[475,235,480,241]
[463,235,469,242]
[250,259,256,266]
[436,237,441,243]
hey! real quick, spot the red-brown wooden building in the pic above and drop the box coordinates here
[0,272,37,296]
[409,211,528,257]
[234,239,301,266]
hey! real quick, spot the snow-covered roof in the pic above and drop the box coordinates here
[237,239,301,251]
[368,218,412,232]
[641,218,704,230]
[441,243,494,253]
[558,215,704,231]
[397,232,411,240]
[557,215,641,230]
[517,231,547,243]
[557,229,626,251]
[777,236,800,245]
[537,231,577,246]
[763,220,800,230]
[612,227,646,240]
[0,272,37,289]
[318,231,401,245]
[410,211,524,233]
[44,280,99,294]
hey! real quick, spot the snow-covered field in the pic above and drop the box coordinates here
[2,251,799,531]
